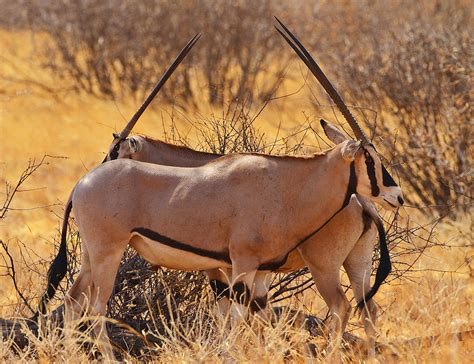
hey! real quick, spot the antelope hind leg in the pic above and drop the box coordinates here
[344,229,379,356]
[65,247,92,324]
[306,266,351,358]
[86,243,126,360]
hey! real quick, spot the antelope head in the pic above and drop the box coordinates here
[104,34,201,162]
[105,134,143,161]
[275,18,404,210]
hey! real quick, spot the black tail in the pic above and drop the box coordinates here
[356,218,391,310]
[32,200,72,320]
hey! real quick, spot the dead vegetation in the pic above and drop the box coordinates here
[1,1,470,213]
[0,0,472,362]
[1,103,471,360]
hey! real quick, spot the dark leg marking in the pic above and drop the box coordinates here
[361,210,373,237]
[259,253,289,271]
[250,295,268,313]
[210,279,230,300]
[231,282,251,305]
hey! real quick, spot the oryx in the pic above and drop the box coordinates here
[37,20,404,358]
[67,126,401,357]
[35,32,201,316]
[102,122,386,353]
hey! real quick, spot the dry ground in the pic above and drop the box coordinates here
[0,28,472,362]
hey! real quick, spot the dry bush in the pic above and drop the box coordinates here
[1,0,293,107]
[309,1,472,215]
[1,101,466,360]
[1,1,470,214]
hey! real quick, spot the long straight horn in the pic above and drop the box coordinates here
[274,17,369,143]
[118,33,201,139]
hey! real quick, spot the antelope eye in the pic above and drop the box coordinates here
[113,143,120,151]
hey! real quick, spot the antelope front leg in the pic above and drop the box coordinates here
[206,268,232,318]
[344,233,379,357]
[229,258,258,327]
[250,271,272,322]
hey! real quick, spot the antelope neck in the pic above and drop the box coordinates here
[296,161,357,248]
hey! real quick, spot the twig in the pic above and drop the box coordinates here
[0,240,34,314]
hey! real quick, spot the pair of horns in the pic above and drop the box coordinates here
[273,17,369,144]
[117,19,369,144]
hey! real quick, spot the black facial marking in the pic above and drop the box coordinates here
[109,141,122,160]
[131,227,231,264]
[364,149,380,196]
[250,295,268,312]
[210,279,230,300]
[129,137,138,151]
[382,165,398,187]
[231,282,251,305]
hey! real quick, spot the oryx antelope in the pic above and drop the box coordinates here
[35,32,201,317]
[102,121,386,353]
[67,125,401,357]
[37,20,404,357]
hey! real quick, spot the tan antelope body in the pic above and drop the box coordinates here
[105,122,383,352]
[36,20,405,358]
[67,135,400,357]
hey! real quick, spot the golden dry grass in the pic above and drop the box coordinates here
[0,29,473,362]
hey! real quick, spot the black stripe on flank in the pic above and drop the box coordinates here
[131,227,231,264]
[382,165,398,187]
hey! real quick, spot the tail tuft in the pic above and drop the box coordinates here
[356,218,391,310]
[33,200,72,319]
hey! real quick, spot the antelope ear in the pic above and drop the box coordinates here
[129,137,141,153]
[112,132,120,139]
[320,119,347,145]
[341,140,361,162]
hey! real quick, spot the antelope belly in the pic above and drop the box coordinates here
[129,233,230,271]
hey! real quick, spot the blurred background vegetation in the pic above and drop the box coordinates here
[1,0,471,214]
[0,1,472,361]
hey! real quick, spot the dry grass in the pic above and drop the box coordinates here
[0,1,472,362]
[0,253,472,363]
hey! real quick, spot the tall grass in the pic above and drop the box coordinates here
[0,0,472,362]
[1,0,470,212]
